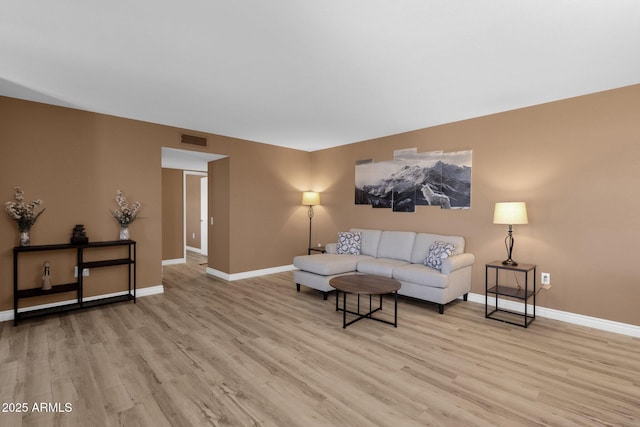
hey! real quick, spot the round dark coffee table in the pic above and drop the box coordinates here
[329,274,401,328]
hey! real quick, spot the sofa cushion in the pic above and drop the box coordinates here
[349,228,382,257]
[376,231,416,262]
[293,254,371,276]
[411,233,465,264]
[356,258,409,278]
[392,264,449,288]
[336,231,361,255]
[425,241,456,271]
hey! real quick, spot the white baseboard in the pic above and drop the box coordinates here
[162,258,186,266]
[0,285,164,323]
[135,285,165,297]
[206,264,296,281]
[186,246,201,254]
[467,292,640,338]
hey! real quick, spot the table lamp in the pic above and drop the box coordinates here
[493,202,528,266]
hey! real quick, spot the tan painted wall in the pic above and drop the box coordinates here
[311,85,640,326]
[0,96,312,312]
[185,174,202,249]
[0,98,165,309]
[225,141,314,273]
[161,168,183,260]
[209,158,230,273]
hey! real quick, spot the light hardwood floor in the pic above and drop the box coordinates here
[1,258,639,426]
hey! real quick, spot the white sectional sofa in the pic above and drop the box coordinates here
[293,228,475,314]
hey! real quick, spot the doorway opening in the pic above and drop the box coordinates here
[161,147,226,269]
[184,170,207,266]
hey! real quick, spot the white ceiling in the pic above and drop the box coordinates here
[2,1,639,152]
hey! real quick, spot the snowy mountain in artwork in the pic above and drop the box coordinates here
[355,152,471,210]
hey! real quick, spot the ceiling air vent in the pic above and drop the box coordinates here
[181,133,208,147]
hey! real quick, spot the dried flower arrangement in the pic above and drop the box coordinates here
[111,190,141,225]
[5,187,45,231]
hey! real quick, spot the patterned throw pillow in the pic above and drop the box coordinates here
[425,241,456,271]
[336,231,362,255]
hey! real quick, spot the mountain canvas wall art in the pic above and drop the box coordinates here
[355,149,471,211]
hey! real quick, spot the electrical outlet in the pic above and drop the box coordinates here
[541,272,550,287]
[74,266,90,277]
[192,233,196,239]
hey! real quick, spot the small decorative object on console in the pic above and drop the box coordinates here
[42,260,52,291]
[71,224,89,244]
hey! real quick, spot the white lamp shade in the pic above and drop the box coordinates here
[302,191,320,206]
[493,202,528,225]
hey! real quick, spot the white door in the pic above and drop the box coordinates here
[200,176,208,256]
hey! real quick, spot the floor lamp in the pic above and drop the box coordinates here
[302,191,320,254]
[493,202,528,266]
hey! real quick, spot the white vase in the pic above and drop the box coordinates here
[119,225,130,240]
[19,229,31,247]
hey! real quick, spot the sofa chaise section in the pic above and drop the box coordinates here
[292,253,371,299]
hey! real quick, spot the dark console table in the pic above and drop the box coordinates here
[13,240,136,326]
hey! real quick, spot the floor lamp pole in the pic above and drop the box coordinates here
[307,205,314,254]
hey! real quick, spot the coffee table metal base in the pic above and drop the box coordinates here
[336,290,398,328]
